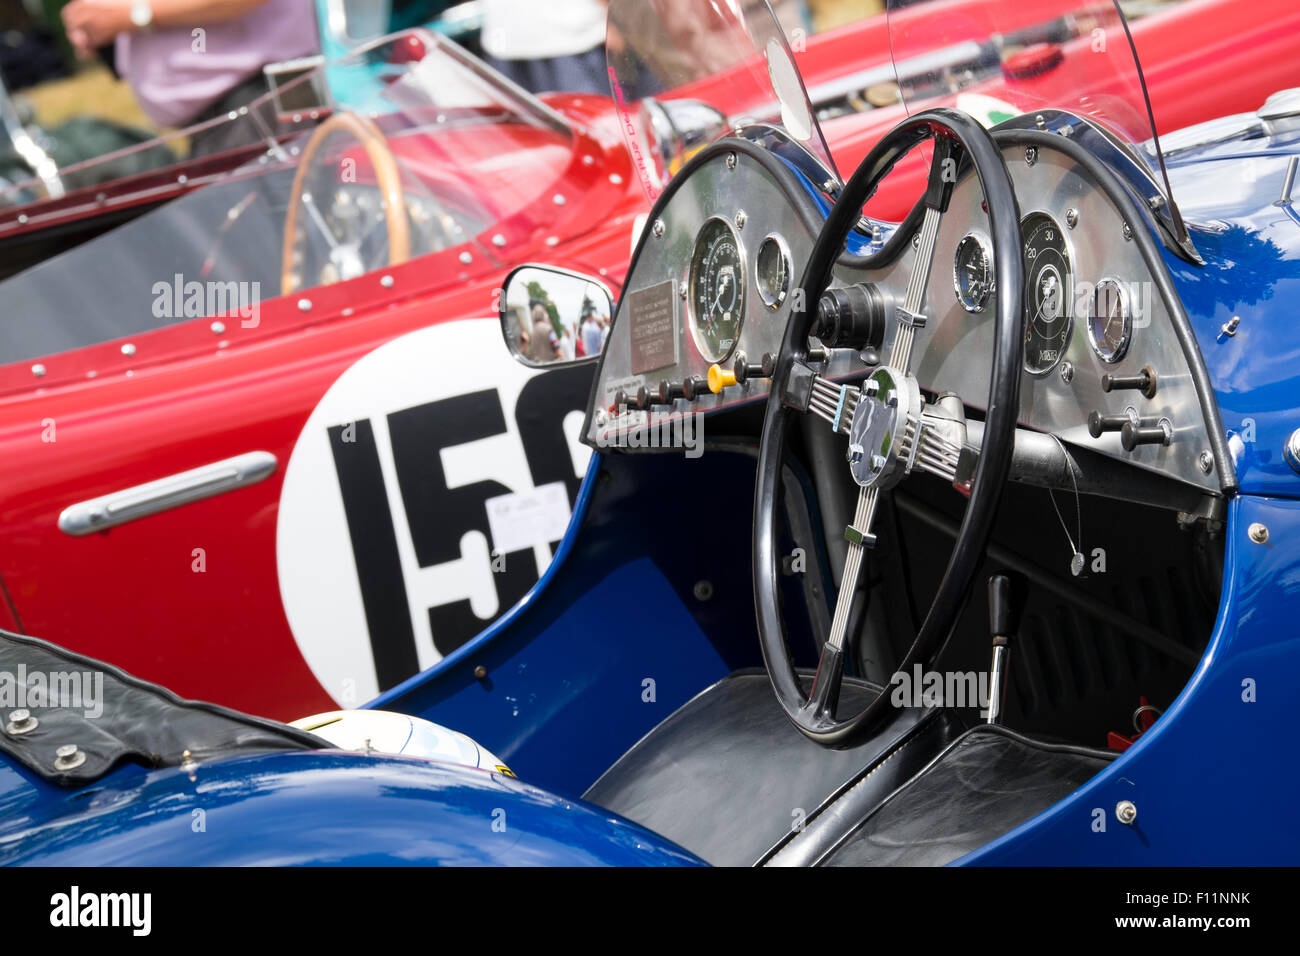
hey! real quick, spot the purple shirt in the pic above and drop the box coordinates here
[116,0,320,128]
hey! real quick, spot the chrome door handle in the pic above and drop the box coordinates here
[57,452,277,536]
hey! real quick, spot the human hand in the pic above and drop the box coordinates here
[62,0,134,60]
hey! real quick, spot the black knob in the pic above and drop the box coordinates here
[682,375,711,401]
[1101,365,1157,399]
[815,284,887,350]
[1121,419,1171,451]
[1087,410,1129,438]
[734,352,775,384]
[988,572,1025,639]
[654,380,684,404]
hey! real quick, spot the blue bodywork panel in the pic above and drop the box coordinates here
[1161,125,1300,498]
[0,749,703,866]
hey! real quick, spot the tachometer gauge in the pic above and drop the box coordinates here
[755,235,791,310]
[689,217,745,362]
[1021,212,1074,375]
[953,233,993,313]
[1088,277,1133,364]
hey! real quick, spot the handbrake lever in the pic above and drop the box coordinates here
[985,572,1025,725]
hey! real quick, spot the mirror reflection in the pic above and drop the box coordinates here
[501,265,613,367]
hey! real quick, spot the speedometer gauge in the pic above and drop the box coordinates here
[689,217,745,362]
[1021,212,1074,375]
[953,233,993,313]
[1088,277,1133,363]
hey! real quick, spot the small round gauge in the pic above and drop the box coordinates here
[1088,277,1133,364]
[1021,212,1074,375]
[689,217,746,362]
[953,233,994,313]
[755,235,791,310]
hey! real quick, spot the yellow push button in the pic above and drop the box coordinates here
[708,364,738,394]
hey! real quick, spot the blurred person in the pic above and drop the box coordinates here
[580,300,604,357]
[60,0,320,155]
[526,299,561,363]
[480,0,608,95]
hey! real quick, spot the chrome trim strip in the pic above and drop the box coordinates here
[57,452,277,536]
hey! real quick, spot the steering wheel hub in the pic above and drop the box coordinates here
[847,366,920,489]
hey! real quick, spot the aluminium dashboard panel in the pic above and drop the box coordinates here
[585,148,826,447]
[841,143,1219,494]
[587,137,1220,496]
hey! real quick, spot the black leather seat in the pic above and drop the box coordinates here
[584,671,1114,867]
[583,670,962,866]
[821,724,1114,866]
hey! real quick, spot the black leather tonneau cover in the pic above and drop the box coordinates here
[0,629,327,786]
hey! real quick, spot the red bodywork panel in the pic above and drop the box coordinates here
[0,0,1293,720]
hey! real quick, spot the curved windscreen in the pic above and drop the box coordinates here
[885,0,1186,249]
[607,0,835,200]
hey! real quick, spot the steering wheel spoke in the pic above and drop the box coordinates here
[807,375,860,434]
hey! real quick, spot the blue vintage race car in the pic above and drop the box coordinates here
[1,0,1297,867]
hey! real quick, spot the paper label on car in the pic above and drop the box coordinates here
[485,481,572,556]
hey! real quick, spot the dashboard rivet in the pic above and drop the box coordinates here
[1034,113,1047,130]
[1248,523,1270,545]
[652,219,666,238]
[380,275,394,288]
[459,251,473,265]
[1199,450,1215,474]
[1058,361,1074,384]
[552,194,566,206]
[120,343,136,356]
[1115,800,1137,825]
[1065,208,1079,229]
[210,321,226,335]
[734,209,747,229]
[297,298,312,312]
[1024,146,1038,166]
[30,364,45,378]
[473,665,488,680]
[1122,223,1134,241]
[492,234,507,247]
[693,580,715,602]
[726,152,738,171]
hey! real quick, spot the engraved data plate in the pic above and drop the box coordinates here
[626,280,679,376]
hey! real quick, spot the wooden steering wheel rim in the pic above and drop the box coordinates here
[280,111,412,297]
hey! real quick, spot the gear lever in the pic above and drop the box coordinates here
[985,572,1025,724]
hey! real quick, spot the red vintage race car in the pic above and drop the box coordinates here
[0,0,1294,722]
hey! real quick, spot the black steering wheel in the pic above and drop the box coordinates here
[753,109,1025,745]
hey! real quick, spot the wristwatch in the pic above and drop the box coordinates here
[129,0,154,30]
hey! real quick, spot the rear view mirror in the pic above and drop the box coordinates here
[500,265,614,368]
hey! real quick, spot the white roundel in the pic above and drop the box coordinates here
[276,318,591,707]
